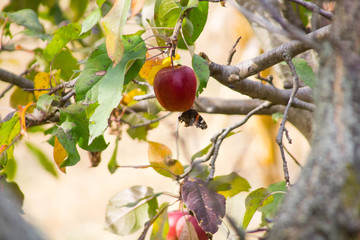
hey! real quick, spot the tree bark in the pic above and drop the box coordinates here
[269,1,360,239]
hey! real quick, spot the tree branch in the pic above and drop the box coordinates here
[276,53,301,188]
[0,68,34,89]
[207,24,329,80]
[130,97,313,141]
[200,25,330,111]
[286,0,334,20]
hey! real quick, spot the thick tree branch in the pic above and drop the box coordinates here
[200,25,330,111]
[208,25,329,80]
[131,97,314,141]
[0,68,34,89]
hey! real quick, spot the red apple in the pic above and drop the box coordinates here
[176,215,208,240]
[167,211,186,240]
[153,66,197,112]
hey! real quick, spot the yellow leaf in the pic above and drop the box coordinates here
[17,101,34,136]
[121,88,145,106]
[53,137,67,173]
[161,54,180,66]
[139,54,180,85]
[34,72,51,99]
[148,141,184,179]
[102,0,131,65]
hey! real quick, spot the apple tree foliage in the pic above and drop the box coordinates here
[0,0,315,238]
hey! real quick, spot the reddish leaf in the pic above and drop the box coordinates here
[181,176,226,235]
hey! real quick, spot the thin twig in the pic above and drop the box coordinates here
[138,203,169,240]
[131,112,173,128]
[168,8,191,58]
[60,89,75,102]
[227,36,242,65]
[246,228,268,234]
[226,215,245,240]
[133,92,155,101]
[276,53,300,189]
[207,101,273,181]
[284,145,302,167]
[180,102,273,179]
[0,84,13,99]
[259,0,321,49]
[286,0,333,20]
[256,73,274,86]
[175,116,180,161]
[132,80,155,101]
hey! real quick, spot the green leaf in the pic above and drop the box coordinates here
[186,0,199,9]
[70,0,88,22]
[80,8,102,35]
[88,33,146,143]
[177,1,208,49]
[52,122,80,167]
[52,50,79,81]
[6,9,44,33]
[150,203,169,240]
[0,114,20,162]
[260,181,287,227]
[108,139,119,174]
[37,94,59,113]
[52,103,108,167]
[43,23,84,62]
[191,143,212,161]
[9,87,35,109]
[192,54,209,95]
[209,172,251,199]
[124,58,146,85]
[105,186,159,235]
[25,142,58,177]
[101,0,132,64]
[191,131,238,161]
[3,0,41,13]
[243,188,274,230]
[97,0,106,7]
[271,112,284,123]
[74,43,112,101]
[3,157,17,180]
[158,0,181,28]
[292,3,312,27]
[178,17,194,48]
[21,29,51,41]
[292,58,316,88]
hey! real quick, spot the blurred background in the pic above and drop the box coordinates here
[0,0,310,239]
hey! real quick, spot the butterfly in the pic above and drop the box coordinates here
[178,109,207,130]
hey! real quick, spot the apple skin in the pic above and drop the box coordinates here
[153,66,197,112]
[175,215,208,240]
[167,211,186,240]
